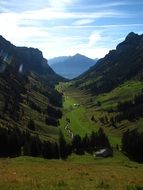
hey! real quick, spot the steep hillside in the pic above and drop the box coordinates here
[0,35,64,141]
[71,32,143,134]
[75,32,143,94]
[50,53,96,79]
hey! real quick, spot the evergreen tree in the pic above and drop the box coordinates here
[72,134,84,155]
[30,136,41,157]
[59,130,68,159]
[52,142,60,159]
[23,131,32,156]
[42,141,53,159]
[8,130,21,157]
[96,128,111,149]
[0,128,8,157]
[89,131,97,150]
[82,133,90,152]
[122,129,143,162]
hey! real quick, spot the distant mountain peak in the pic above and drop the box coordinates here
[74,53,91,59]
[74,53,82,57]
[50,54,97,79]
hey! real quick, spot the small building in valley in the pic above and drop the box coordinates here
[94,148,112,158]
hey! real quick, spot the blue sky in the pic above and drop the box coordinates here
[0,0,143,59]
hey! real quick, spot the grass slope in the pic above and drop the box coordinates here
[88,80,143,133]
[94,80,143,110]
[0,154,143,190]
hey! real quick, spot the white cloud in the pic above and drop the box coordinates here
[11,8,126,22]
[88,32,101,47]
[0,13,18,39]
[49,0,74,9]
[81,47,109,59]
[43,23,143,30]
[73,19,95,26]
[41,42,109,59]
[0,12,49,43]
[53,42,109,59]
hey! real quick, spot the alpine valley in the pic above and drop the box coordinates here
[0,33,143,190]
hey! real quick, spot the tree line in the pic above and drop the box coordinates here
[1,125,143,163]
[0,127,112,159]
[122,129,143,163]
[71,128,111,155]
[0,127,61,159]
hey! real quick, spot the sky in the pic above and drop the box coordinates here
[0,0,143,60]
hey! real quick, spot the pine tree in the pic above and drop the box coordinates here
[30,136,41,157]
[89,131,97,150]
[72,134,84,155]
[0,128,8,157]
[42,141,53,159]
[52,142,60,159]
[122,129,143,162]
[59,130,68,159]
[82,133,90,152]
[97,128,111,149]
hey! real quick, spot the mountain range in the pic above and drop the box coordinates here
[50,54,97,79]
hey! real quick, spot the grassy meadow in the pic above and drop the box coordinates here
[0,153,143,190]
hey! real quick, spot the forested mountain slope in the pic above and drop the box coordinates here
[75,32,143,95]
[0,35,65,137]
